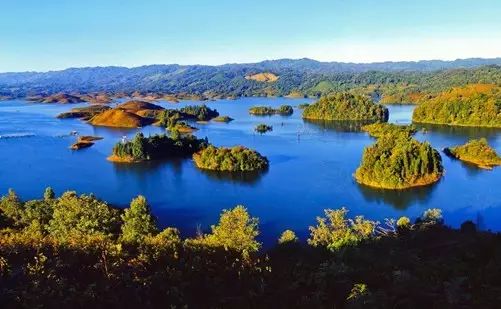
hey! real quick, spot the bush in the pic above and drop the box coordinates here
[120,195,158,243]
[278,230,298,244]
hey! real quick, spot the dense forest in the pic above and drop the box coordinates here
[355,133,443,189]
[444,138,501,169]
[412,84,501,127]
[302,92,389,122]
[0,59,499,100]
[1,188,501,307]
[109,132,208,163]
[193,145,269,172]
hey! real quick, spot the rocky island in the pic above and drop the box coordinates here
[412,84,501,127]
[355,134,443,189]
[57,105,111,120]
[193,145,269,172]
[70,136,103,150]
[444,138,501,169]
[302,93,388,122]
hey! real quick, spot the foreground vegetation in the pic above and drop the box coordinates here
[412,84,501,127]
[0,188,500,307]
[444,138,501,169]
[355,133,443,189]
[193,145,269,172]
[109,132,208,163]
[302,92,389,122]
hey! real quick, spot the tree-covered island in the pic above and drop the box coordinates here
[444,138,501,169]
[302,92,388,122]
[355,134,443,189]
[412,84,501,127]
[108,132,208,163]
[249,105,293,116]
[361,123,417,138]
[193,145,269,172]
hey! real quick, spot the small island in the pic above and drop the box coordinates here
[108,132,208,163]
[70,136,103,150]
[249,105,293,116]
[179,105,219,121]
[193,145,269,172]
[355,134,443,189]
[89,109,152,128]
[444,138,501,169]
[412,84,501,127]
[361,123,416,138]
[212,115,234,123]
[302,92,388,122]
[255,123,273,134]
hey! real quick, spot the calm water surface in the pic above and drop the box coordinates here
[1,98,500,245]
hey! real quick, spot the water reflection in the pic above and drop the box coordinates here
[415,123,501,141]
[357,181,438,210]
[112,158,184,176]
[197,169,267,185]
[304,119,374,132]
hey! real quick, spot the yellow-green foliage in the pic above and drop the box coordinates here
[446,138,501,169]
[193,145,269,172]
[186,205,260,254]
[362,123,416,138]
[396,216,411,228]
[413,84,501,127]
[355,134,443,189]
[308,208,375,251]
[120,195,158,243]
[255,123,273,134]
[249,105,293,116]
[278,230,298,244]
[302,92,388,122]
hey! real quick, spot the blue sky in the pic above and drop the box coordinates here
[0,0,499,72]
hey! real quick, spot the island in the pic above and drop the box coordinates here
[39,93,86,104]
[444,138,501,169]
[108,132,208,163]
[302,92,388,122]
[116,100,165,118]
[412,84,501,127]
[354,134,443,189]
[57,105,111,120]
[179,105,219,121]
[193,145,269,172]
[70,136,103,150]
[212,115,234,123]
[255,124,273,134]
[361,123,416,138]
[249,105,293,116]
[89,109,152,128]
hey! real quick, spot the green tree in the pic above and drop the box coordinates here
[190,205,261,254]
[308,208,375,251]
[48,191,120,241]
[120,195,158,243]
[0,189,24,226]
[43,187,55,200]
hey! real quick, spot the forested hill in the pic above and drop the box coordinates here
[0,58,500,99]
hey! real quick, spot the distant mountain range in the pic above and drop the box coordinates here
[0,58,500,98]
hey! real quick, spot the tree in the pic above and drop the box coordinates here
[48,191,120,241]
[44,187,55,200]
[191,205,261,254]
[0,189,24,226]
[308,208,375,251]
[120,195,158,243]
[278,230,298,244]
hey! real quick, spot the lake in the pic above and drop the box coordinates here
[1,97,500,245]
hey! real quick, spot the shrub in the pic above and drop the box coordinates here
[278,230,298,244]
[120,195,158,243]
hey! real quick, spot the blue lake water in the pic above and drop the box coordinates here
[1,98,500,245]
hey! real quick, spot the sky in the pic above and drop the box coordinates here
[0,0,500,72]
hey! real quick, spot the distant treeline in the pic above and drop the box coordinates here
[0,58,500,101]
